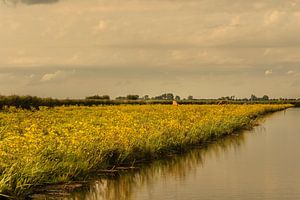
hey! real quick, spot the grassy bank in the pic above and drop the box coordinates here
[0,104,292,197]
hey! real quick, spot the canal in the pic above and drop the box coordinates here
[37,108,300,200]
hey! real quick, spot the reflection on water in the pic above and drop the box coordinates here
[40,109,300,200]
[66,133,247,200]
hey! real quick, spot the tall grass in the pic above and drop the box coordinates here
[0,104,292,196]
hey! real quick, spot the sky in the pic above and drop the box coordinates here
[0,0,300,99]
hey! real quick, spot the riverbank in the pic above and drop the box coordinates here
[0,104,292,197]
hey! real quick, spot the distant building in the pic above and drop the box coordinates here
[172,100,179,106]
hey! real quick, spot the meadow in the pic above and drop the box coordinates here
[0,104,292,197]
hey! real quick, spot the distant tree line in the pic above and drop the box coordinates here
[85,95,110,100]
[116,95,140,100]
[0,93,299,110]
[218,94,271,101]
[115,93,194,101]
[0,95,141,110]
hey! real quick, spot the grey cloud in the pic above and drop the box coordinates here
[22,0,59,5]
[0,65,267,79]
[1,0,300,98]
[2,0,60,5]
[94,43,211,50]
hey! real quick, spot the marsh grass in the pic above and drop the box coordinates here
[0,104,292,197]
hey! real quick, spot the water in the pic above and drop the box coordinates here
[39,108,300,200]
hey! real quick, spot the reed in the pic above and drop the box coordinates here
[0,104,292,197]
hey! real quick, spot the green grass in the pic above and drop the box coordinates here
[0,104,293,197]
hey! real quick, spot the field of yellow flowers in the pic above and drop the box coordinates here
[0,104,292,196]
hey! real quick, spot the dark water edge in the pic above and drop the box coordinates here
[30,108,300,200]
[30,134,247,200]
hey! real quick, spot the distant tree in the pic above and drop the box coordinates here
[126,95,139,100]
[153,95,162,100]
[153,93,174,100]
[175,95,181,101]
[188,95,193,100]
[250,94,258,101]
[219,96,229,100]
[86,95,110,100]
[142,95,150,100]
[166,93,174,100]
[219,96,235,101]
[102,95,110,100]
[262,95,269,101]
[116,96,126,100]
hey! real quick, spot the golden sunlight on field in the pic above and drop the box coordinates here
[0,104,292,196]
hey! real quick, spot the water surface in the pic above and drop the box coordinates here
[44,108,300,200]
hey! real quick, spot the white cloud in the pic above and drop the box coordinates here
[230,16,240,26]
[28,74,35,78]
[92,20,107,34]
[265,70,273,75]
[264,10,281,25]
[9,57,39,66]
[263,48,271,56]
[40,70,63,82]
[287,70,295,75]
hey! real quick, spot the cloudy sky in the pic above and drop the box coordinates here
[1,0,300,99]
